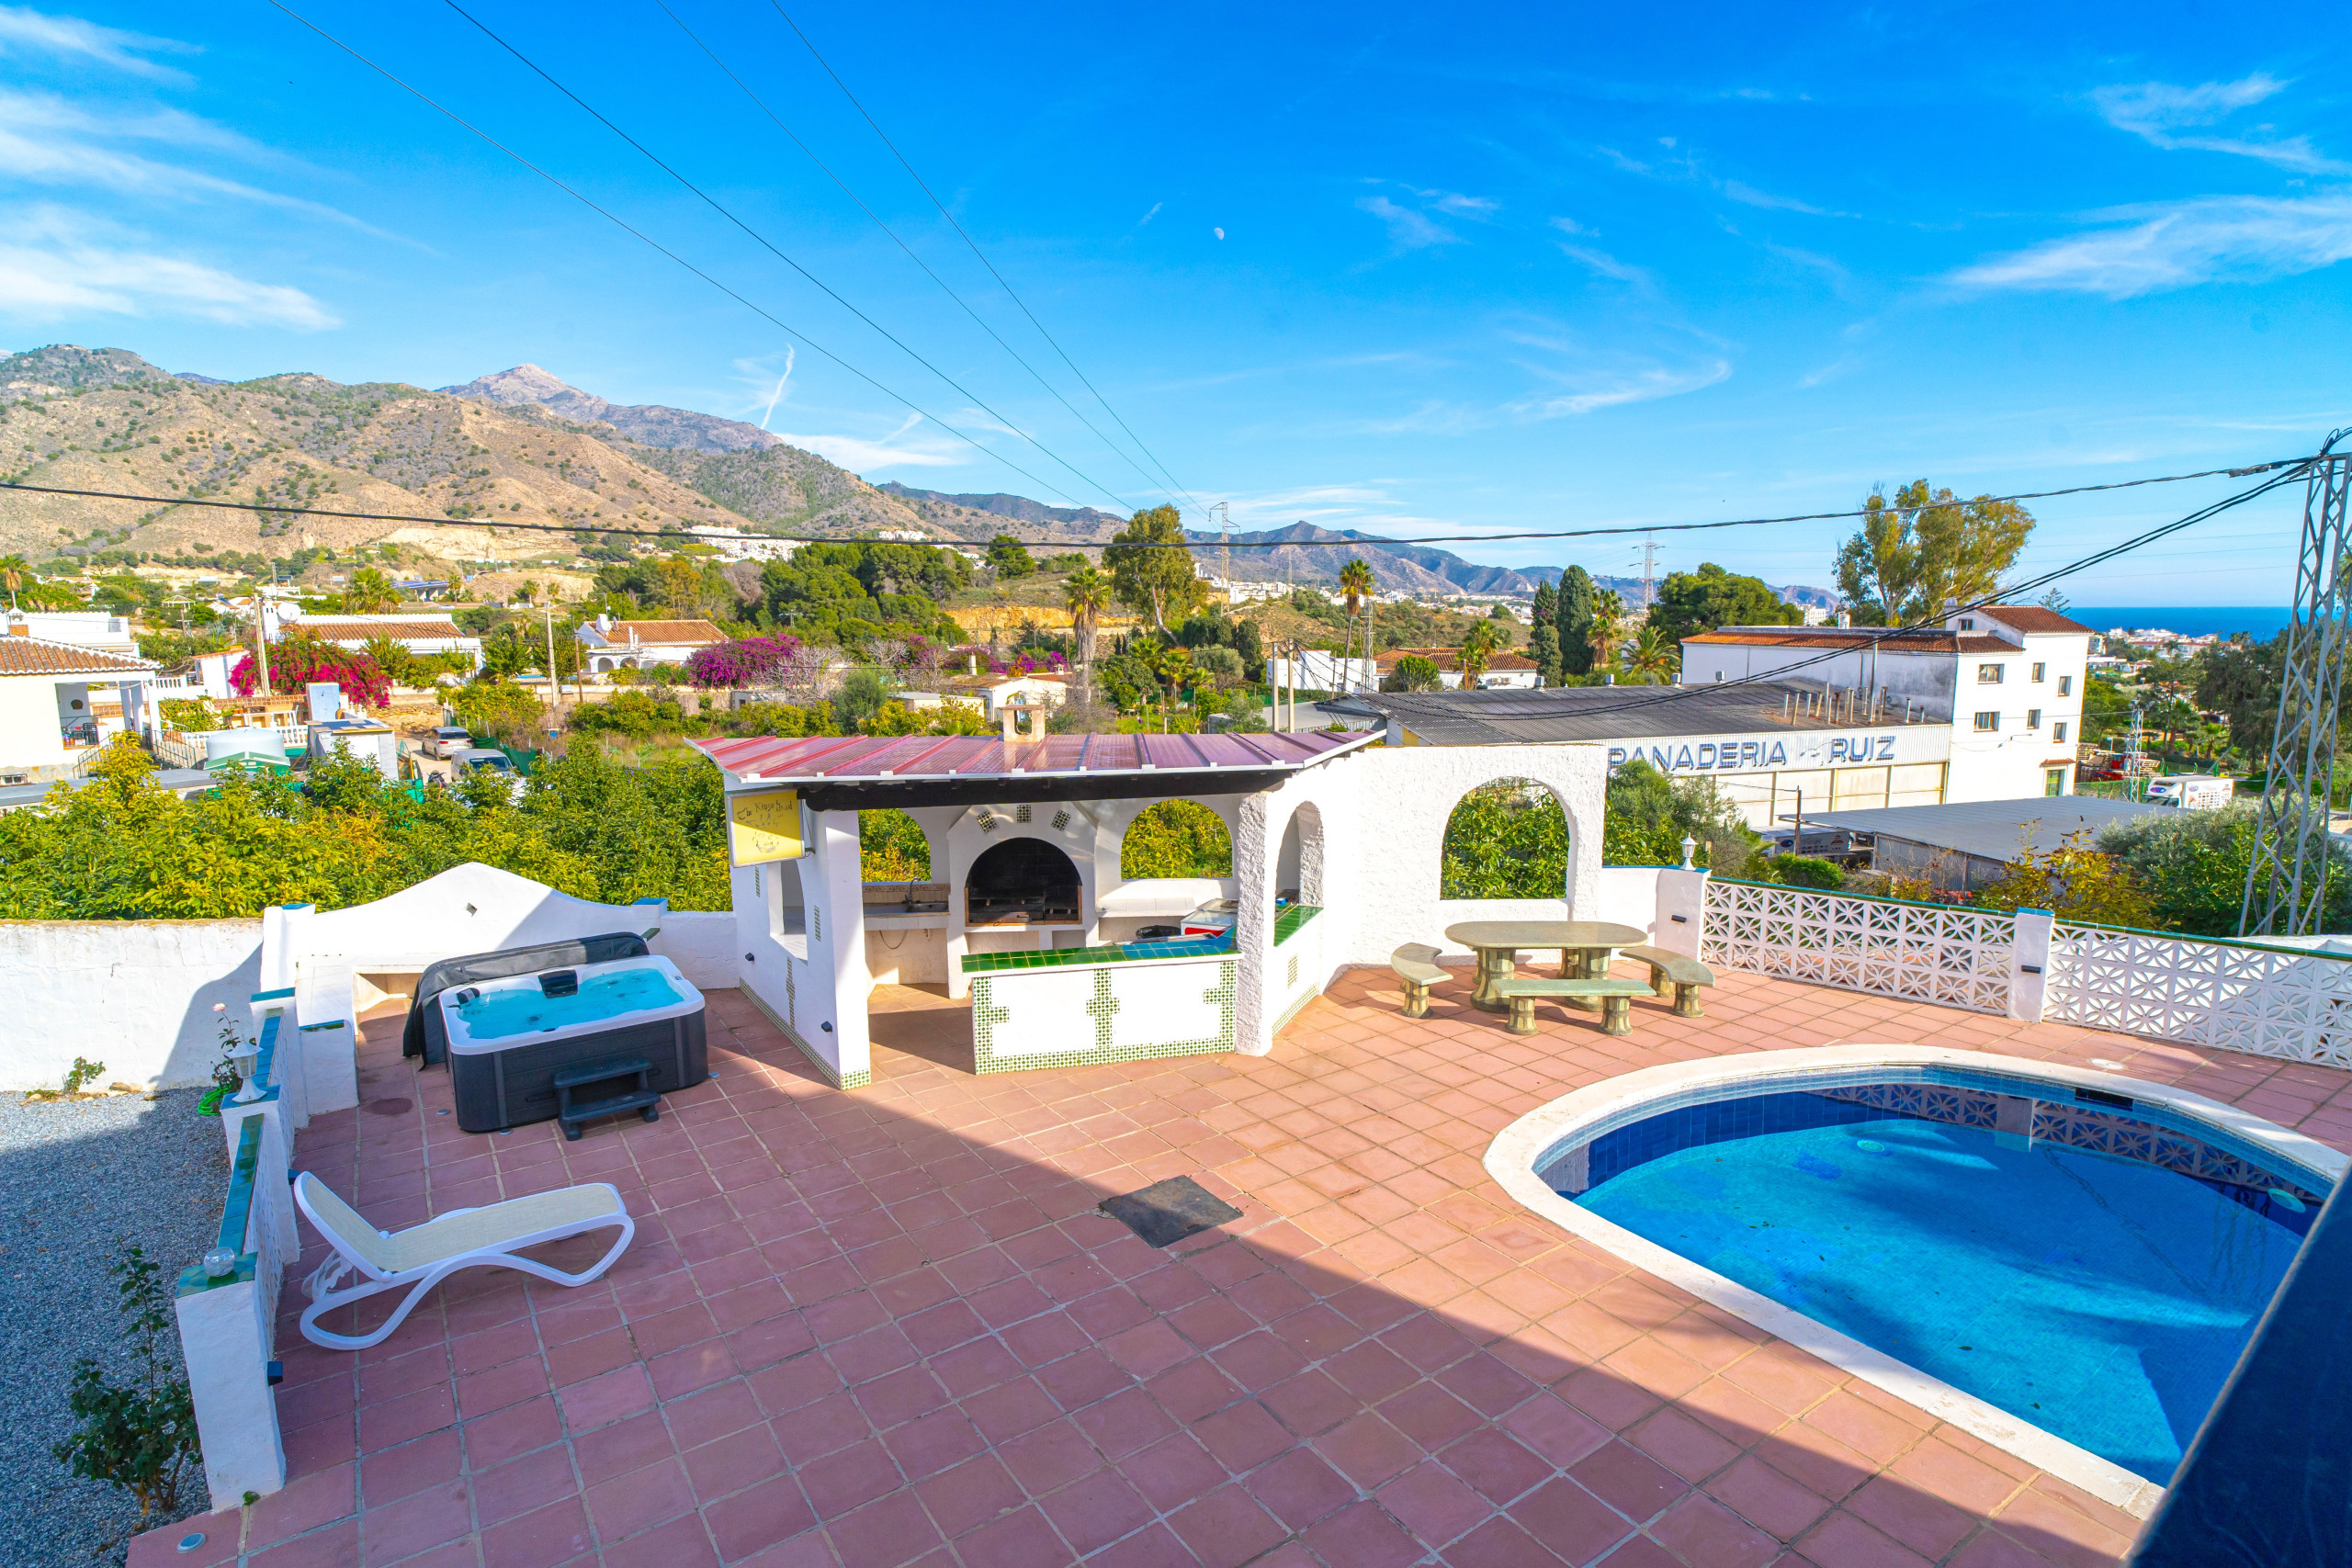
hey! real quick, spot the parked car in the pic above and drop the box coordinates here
[423,725,472,759]
[449,747,523,799]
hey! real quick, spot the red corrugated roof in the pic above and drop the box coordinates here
[691,728,1376,784]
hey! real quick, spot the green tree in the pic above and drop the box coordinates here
[2197,635,2286,759]
[2098,807,2352,935]
[1121,800,1233,877]
[860,809,932,881]
[1647,562,1801,646]
[1458,618,1501,687]
[344,567,401,614]
[1441,779,1568,897]
[1527,624,1561,686]
[986,533,1036,579]
[1531,579,1556,628]
[1382,654,1443,693]
[1627,625,1679,682]
[1557,566,1595,677]
[837,667,891,731]
[1589,590,1624,671]
[1337,558,1375,693]
[1602,758,1759,874]
[0,552,26,611]
[1833,480,2035,626]
[1103,505,1204,632]
[1063,565,1110,702]
[1975,830,2156,927]
[52,1244,198,1532]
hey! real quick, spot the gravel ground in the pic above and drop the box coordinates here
[0,1089,230,1567]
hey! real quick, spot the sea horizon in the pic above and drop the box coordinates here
[2063,606,2291,641]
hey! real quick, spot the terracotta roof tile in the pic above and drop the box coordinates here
[0,637,156,676]
[1984,604,2096,635]
[605,619,727,644]
[293,618,466,641]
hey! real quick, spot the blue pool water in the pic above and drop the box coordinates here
[452,965,684,1041]
[1563,1089,2313,1482]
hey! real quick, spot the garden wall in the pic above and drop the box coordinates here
[0,918,264,1090]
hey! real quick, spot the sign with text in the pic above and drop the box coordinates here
[728,789,806,866]
[1606,727,1948,775]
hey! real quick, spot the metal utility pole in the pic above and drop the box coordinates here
[2122,703,2147,803]
[2242,432,2352,937]
[1634,534,1659,610]
[543,604,562,736]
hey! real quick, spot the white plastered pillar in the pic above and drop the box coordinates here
[1233,789,1278,1056]
[810,811,873,1084]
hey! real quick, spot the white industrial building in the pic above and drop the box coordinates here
[1337,604,2096,830]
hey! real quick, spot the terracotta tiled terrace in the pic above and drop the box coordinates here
[134,964,2352,1568]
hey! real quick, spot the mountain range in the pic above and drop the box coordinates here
[0,347,1832,604]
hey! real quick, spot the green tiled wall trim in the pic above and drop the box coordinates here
[972,959,1238,1075]
[961,935,1234,975]
[1273,904,1323,946]
[741,980,870,1091]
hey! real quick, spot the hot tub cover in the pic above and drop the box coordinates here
[402,931,650,1066]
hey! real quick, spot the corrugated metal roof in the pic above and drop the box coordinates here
[1347,684,1858,746]
[1801,797,2165,863]
[692,727,1378,785]
[0,637,156,676]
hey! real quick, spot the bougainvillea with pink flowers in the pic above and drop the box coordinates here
[230,635,391,709]
[684,634,804,689]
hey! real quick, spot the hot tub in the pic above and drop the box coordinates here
[441,954,707,1134]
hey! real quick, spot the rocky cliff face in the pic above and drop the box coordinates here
[439,364,783,454]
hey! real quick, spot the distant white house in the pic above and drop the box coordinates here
[6,611,140,657]
[1374,647,1541,691]
[0,626,159,783]
[574,615,729,674]
[1266,650,1377,694]
[694,526,801,563]
[276,611,484,673]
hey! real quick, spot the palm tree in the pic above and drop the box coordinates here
[1063,566,1109,704]
[1458,618,1500,688]
[345,567,401,614]
[1588,590,1624,671]
[1629,625,1679,682]
[0,553,25,612]
[1337,558,1374,692]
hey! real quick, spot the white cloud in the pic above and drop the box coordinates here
[1947,193,2352,298]
[1556,243,1649,286]
[1357,194,1459,248]
[1721,179,1826,214]
[2092,73,2343,172]
[0,209,334,328]
[1136,200,1160,226]
[1549,216,1590,236]
[773,413,961,471]
[0,89,399,235]
[0,6,196,82]
[1416,188,1498,216]
[1521,359,1731,416]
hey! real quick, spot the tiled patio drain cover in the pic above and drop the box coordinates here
[1100,1176,1241,1247]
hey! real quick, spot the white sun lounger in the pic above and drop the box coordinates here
[293,1172,634,1349]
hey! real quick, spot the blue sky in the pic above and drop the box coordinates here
[2,1,2346,604]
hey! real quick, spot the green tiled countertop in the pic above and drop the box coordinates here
[961,904,1325,975]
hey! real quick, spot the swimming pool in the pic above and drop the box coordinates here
[1487,1048,2346,1513]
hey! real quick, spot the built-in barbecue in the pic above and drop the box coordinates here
[966,838,1082,926]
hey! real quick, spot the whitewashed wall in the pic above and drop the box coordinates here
[732,814,872,1088]
[651,910,739,990]
[0,918,262,1089]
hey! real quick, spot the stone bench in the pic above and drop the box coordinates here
[1621,945,1714,1018]
[1389,943,1447,1018]
[1492,976,1654,1037]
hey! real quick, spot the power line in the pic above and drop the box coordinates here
[649,0,1166,512]
[258,0,1107,514]
[0,452,2308,552]
[1473,458,2316,729]
[436,0,1140,515]
[763,1,1204,515]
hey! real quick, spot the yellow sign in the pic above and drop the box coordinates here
[728,790,805,866]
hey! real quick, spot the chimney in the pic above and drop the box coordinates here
[1942,596,1961,629]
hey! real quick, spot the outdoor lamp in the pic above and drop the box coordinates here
[1679,836,1698,870]
[200,1246,238,1280]
[229,1039,263,1104]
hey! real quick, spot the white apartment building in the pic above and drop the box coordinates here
[1679,604,2093,806]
